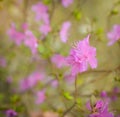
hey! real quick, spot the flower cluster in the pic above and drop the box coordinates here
[67,35,97,76]
[86,100,114,117]
[107,24,120,46]
[60,21,71,43]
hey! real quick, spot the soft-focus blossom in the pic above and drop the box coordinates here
[51,54,67,68]
[107,25,120,46]
[67,35,97,76]
[6,76,13,84]
[64,73,75,83]
[61,0,74,8]
[60,21,71,43]
[19,71,44,92]
[35,90,46,104]
[0,56,6,67]
[7,23,25,46]
[32,2,49,24]
[6,109,17,117]
[24,30,38,54]
[100,91,107,98]
[22,23,28,31]
[39,24,51,37]
[51,80,58,88]
[111,87,120,101]
[86,100,114,117]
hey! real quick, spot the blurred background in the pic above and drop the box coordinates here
[0,0,120,117]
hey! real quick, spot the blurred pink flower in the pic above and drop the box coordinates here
[0,56,6,68]
[51,80,58,88]
[61,0,74,8]
[35,90,46,104]
[7,23,25,46]
[6,76,13,84]
[19,71,44,92]
[67,35,97,76]
[51,54,67,68]
[107,25,120,46]
[24,30,38,54]
[22,23,28,31]
[86,100,114,117]
[39,24,51,37]
[60,21,71,43]
[32,2,49,24]
[6,109,17,117]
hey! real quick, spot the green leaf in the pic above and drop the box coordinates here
[90,95,97,108]
[110,9,119,15]
[43,0,51,5]
[73,10,82,21]
[10,95,20,103]
[63,92,73,100]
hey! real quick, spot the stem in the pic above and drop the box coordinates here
[61,102,76,117]
[74,76,78,102]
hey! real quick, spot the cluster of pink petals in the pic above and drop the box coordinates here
[51,80,58,88]
[67,35,97,76]
[6,109,17,117]
[0,56,6,68]
[32,2,49,24]
[60,21,71,43]
[86,100,114,117]
[19,71,44,92]
[32,2,51,38]
[107,25,120,46]
[39,24,51,37]
[7,23,38,54]
[7,23,25,46]
[35,90,46,104]
[24,30,38,54]
[51,54,67,68]
[61,0,74,8]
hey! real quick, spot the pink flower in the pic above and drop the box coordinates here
[107,25,120,46]
[0,56,6,68]
[19,71,44,92]
[6,109,17,117]
[86,100,114,117]
[32,2,49,24]
[39,24,51,37]
[35,90,46,104]
[61,0,74,8]
[24,30,38,54]
[7,23,25,46]
[51,54,67,68]
[60,21,71,43]
[51,80,58,88]
[67,35,97,76]
[22,23,28,31]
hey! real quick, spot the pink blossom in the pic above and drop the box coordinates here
[19,71,44,92]
[67,35,97,76]
[7,23,25,46]
[24,30,38,54]
[107,25,120,46]
[51,80,58,88]
[22,23,28,31]
[0,56,6,67]
[60,21,71,43]
[35,90,46,104]
[51,54,67,68]
[32,2,49,24]
[39,24,51,37]
[61,0,74,8]
[6,109,17,117]
[86,100,114,117]
[6,76,13,84]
